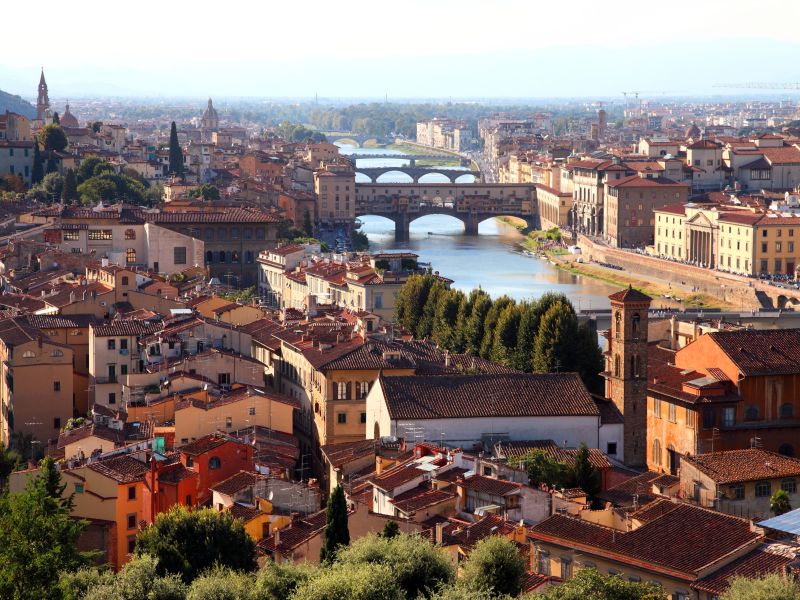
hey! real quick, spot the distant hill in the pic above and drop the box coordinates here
[0,89,36,119]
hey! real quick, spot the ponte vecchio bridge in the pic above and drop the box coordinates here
[355,182,539,241]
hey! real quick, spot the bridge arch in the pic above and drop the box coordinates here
[776,295,800,309]
[331,137,361,147]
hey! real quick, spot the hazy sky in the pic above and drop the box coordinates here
[3,0,800,99]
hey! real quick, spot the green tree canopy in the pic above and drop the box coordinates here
[189,183,220,202]
[381,520,401,539]
[0,458,91,600]
[0,445,20,491]
[320,485,350,563]
[291,562,403,600]
[39,124,68,152]
[135,505,257,583]
[479,296,513,358]
[460,536,526,598]
[63,168,78,202]
[77,157,111,183]
[532,300,578,373]
[512,449,570,488]
[336,533,454,599]
[62,554,186,600]
[721,574,800,600]
[572,443,602,500]
[541,569,665,600]
[254,561,318,600]
[771,489,792,516]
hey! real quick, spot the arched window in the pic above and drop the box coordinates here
[336,381,347,400]
[206,250,213,264]
[781,403,794,419]
[218,251,226,264]
[208,456,221,469]
[245,250,253,264]
[22,350,36,358]
[630,356,636,377]
[745,405,760,420]
[231,250,240,263]
[614,355,620,377]
[632,313,641,337]
[652,439,661,466]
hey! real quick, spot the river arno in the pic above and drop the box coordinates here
[339,144,619,310]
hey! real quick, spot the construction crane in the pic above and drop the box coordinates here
[714,82,800,90]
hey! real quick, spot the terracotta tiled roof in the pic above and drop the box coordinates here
[530,501,761,577]
[707,328,800,376]
[211,470,266,496]
[596,471,677,508]
[391,484,457,513]
[57,424,124,449]
[608,286,652,303]
[379,373,598,420]
[370,461,427,493]
[494,440,612,471]
[522,572,552,592]
[88,455,149,484]
[229,503,261,522]
[24,314,97,329]
[320,439,376,469]
[692,545,796,595]
[683,449,800,484]
[459,474,522,496]
[92,320,163,337]
[450,514,517,549]
[257,510,328,554]
[179,433,230,456]
[158,462,196,484]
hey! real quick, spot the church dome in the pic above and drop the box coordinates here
[202,98,218,121]
[685,122,701,139]
[60,102,79,128]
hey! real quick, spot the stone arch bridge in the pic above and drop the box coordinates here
[320,132,389,147]
[355,182,539,241]
[355,166,482,183]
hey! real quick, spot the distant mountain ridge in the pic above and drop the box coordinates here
[0,89,36,119]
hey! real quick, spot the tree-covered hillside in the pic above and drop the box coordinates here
[0,90,36,119]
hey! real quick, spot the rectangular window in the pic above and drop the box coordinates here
[731,484,745,500]
[537,551,550,576]
[108,393,116,405]
[126,248,136,265]
[54,417,61,429]
[88,229,113,241]
[777,242,782,253]
[63,230,80,241]
[337,413,347,424]
[127,536,136,555]
[120,339,128,350]
[249,407,256,416]
[654,398,662,418]
[107,339,116,350]
[755,481,771,498]
[127,514,137,529]
[128,486,136,500]
[560,558,572,580]
[360,412,367,424]
[225,417,232,428]
[174,247,187,265]
[782,479,797,494]
[75,483,84,494]
[54,381,61,392]
[121,364,127,375]
[722,407,735,427]
[668,402,677,423]
[607,442,617,455]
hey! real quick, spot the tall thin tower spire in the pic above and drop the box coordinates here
[36,68,50,121]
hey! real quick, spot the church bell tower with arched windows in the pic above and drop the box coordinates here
[605,286,652,467]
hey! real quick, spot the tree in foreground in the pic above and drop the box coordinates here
[168,122,183,177]
[320,485,350,563]
[255,561,318,600]
[460,536,526,598]
[0,458,90,600]
[381,520,401,539]
[292,562,404,600]
[771,489,792,516]
[61,554,185,600]
[721,573,800,600]
[0,445,20,491]
[541,569,664,600]
[336,533,454,598]
[135,505,257,583]
[39,124,68,152]
[186,566,255,600]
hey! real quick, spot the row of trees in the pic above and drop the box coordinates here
[394,275,604,393]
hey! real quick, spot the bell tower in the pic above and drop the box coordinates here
[36,68,50,122]
[605,286,651,467]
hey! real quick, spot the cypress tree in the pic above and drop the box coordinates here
[302,209,313,237]
[463,291,492,355]
[52,112,60,125]
[168,121,183,177]
[490,303,522,367]
[432,289,463,351]
[532,300,579,373]
[62,168,78,202]
[479,296,513,358]
[320,485,350,563]
[514,301,539,372]
[31,143,44,185]
[45,153,58,175]
[572,443,601,501]
[416,281,445,340]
